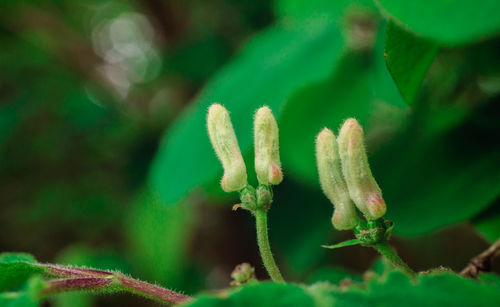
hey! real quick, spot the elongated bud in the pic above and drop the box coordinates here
[207,104,247,192]
[254,106,283,185]
[316,128,358,230]
[337,118,386,220]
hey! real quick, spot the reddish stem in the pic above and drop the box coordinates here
[44,264,113,278]
[117,274,190,304]
[39,264,191,305]
[42,277,113,294]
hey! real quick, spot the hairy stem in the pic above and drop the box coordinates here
[42,277,114,294]
[373,241,416,278]
[116,274,190,304]
[40,264,191,305]
[254,209,284,282]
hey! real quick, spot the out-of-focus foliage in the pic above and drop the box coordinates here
[0,276,45,307]
[377,0,500,45]
[0,253,42,291]
[384,21,438,104]
[184,271,500,307]
[1,0,500,306]
[0,253,45,307]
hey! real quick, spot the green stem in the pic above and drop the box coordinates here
[254,209,285,283]
[373,241,416,278]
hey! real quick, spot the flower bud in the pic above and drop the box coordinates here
[207,103,247,192]
[231,263,255,286]
[254,106,283,185]
[315,128,358,230]
[337,118,386,220]
[240,185,257,210]
[256,184,272,209]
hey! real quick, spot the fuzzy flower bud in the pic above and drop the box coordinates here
[254,106,283,185]
[207,103,247,192]
[337,118,386,220]
[230,263,255,286]
[316,128,358,230]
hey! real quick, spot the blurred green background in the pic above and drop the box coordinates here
[1,0,499,306]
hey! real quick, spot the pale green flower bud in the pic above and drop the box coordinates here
[315,128,358,230]
[337,118,386,220]
[207,103,247,192]
[254,106,283,185]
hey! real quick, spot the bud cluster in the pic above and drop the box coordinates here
[207,103,283,211]
[316,118,386,230]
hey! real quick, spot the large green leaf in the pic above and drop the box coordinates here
[332,271,500,306]
[377,0,500,45]
[182,282,316,307]
[150,20,344,204]
[384,21,438,104]
[0,253,43,292]
[183,271,500,306]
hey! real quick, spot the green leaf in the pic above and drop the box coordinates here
[150,21,344,205]
[0,276,46,307]
[377,0,500,45]
[322,239,362,249]
[183,271,500,306]
[385,21,438,104]
[332,271,500,306]
[182,282,316,307]
[0,253,44,291]
[479,273,500,290]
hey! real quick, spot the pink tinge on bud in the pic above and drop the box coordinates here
[269,164,283,185]
[221,175,230,192]
[365,192,386,218]
[332,214,340,226]
[331,205,357,230]
[338,118,386,220]
[344,118,358,129]
[254,106,282,186]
